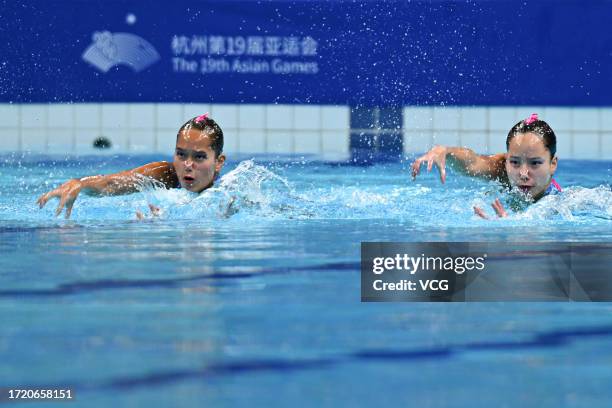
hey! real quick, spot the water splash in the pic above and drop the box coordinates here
[4,157,612,225]
[142,160,301,220]
[519,185,612,222]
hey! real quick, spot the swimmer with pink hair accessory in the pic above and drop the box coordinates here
[411,114,561,219]
[37,113,226,219]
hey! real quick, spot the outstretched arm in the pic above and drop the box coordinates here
[37,161,178,218]
[411,145,506,183]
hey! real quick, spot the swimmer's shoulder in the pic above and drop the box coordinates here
[133,161,180,188]
[482,153,507,182]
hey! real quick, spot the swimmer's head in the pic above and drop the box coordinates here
[506,114,556,159]
[505,114,558,200]
[174,114,226,193]
[177,113,224,158]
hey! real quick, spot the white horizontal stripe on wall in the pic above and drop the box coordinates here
[1,104,611,160]
[403,106,612,160]
[0,103,350,159]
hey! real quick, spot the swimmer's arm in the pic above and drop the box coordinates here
[79,161,178,195]
[446,148,506,180]
[37,161,178,218]
[411,145,506,183]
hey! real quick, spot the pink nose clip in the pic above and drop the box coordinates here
[524,113,538,125]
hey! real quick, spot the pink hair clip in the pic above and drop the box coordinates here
[524,113,538,125]
[195,112,209,123]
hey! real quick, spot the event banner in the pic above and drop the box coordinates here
[3,1,612,105]
[361,242,612,302]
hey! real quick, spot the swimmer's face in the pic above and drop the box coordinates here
[505,132,557,201]
[173,128,225,193]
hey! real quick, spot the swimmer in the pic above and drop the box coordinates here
[37,113,226,218]
[411,113,560,218]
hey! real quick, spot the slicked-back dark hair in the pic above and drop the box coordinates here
[506,118,557,159]
[176,116,224,157]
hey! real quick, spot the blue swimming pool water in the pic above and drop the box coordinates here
[1,154,612,407]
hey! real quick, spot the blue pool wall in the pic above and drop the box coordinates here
[2,0,612,160]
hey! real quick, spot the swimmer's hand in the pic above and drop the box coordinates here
[411,145,448,183]
[37,178,84,218]
[136,204,162,220]
[473,198,508,219]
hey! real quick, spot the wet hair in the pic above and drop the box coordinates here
[176,115,224,157]
[506,118,557,159]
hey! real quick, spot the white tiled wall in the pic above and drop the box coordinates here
[0,103,350,159]
[2,104,610,160]
[240,129,267,154]
[404,106,612,159]
[0,129,19,151]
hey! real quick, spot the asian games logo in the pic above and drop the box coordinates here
[82,31,160,73]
